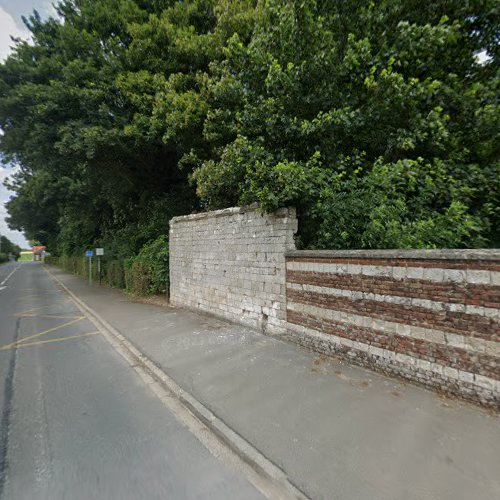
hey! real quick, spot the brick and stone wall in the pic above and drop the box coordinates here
[169,206,297,333]
[284,249,500,407]
[169,205,499,407]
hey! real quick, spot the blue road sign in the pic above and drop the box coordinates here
[85,250,93,257]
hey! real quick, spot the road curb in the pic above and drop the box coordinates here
[44,266,308,500]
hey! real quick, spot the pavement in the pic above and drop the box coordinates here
[40,262,500,500]
[0,262,264,500]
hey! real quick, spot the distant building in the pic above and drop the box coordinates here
[32,246,47,262]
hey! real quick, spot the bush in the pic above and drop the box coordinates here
[43,255,58,265]
[59,255,86,276]
[0,253,8,264]
[46,236,168,296]
[124,236,169,296]
[106,260,125,289]
[124,260,151,296]
[310,159,487,249]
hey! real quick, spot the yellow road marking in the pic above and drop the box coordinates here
[0,317,85,351]
[16,289,59,293]
[0,332,99,351]
[17,314,83,320]
[18,289,60,294]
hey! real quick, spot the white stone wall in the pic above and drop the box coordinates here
[169,206,297,333]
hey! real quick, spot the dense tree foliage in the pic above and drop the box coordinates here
[1,0,498,255]
[0,235,21,261]
[193,0,500,248]
[1,0,222,256]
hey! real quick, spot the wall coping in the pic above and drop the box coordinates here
[170,205,293,224]
[286,249,500,261]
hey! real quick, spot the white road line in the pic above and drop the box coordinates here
[0,265,20,287]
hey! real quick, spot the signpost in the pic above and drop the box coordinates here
[96,248,104,285]
[85,250,93,285]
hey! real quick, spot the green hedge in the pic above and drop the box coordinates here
[106,260,125,289]
[125,236,169,295]
[0,253,8,264]
[44,236,169,297]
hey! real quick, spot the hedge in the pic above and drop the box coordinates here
[44,235,169,297]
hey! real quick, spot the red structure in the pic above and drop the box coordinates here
[32,245,46,261]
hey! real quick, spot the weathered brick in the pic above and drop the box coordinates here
[285,251,500,408]
[172,208,499,408]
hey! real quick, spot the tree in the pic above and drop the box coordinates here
[1,0,498,253]
[0,235,21,260]
[0,0,212,255]
[193,0,499,248]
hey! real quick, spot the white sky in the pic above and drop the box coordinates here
[0,164,29,248]
[0,6,29,60]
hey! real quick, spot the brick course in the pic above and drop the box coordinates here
[287,310,499,380]
[287,270,500,307]
[286,250,500,408]
[287,288,499,341]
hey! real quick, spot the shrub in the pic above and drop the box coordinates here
[43,255,58,266]
[125,236,169,295]
[310,159,487,249]
[106,260,125,289]
[45,236,168,296]
[124,260,150,295]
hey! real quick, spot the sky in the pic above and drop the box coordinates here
[0,0,55,248]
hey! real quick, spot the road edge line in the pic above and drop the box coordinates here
[0,263,20,286]
[43,266,308,500]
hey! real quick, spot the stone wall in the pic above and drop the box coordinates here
[169,206,297,333]
[169,206,499,407]
[284,249,500,407]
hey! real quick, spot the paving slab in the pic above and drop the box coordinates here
[48,265,500,500]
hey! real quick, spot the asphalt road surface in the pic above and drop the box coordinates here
[0,262,263,500]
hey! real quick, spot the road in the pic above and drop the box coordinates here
[0,262,263,500]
